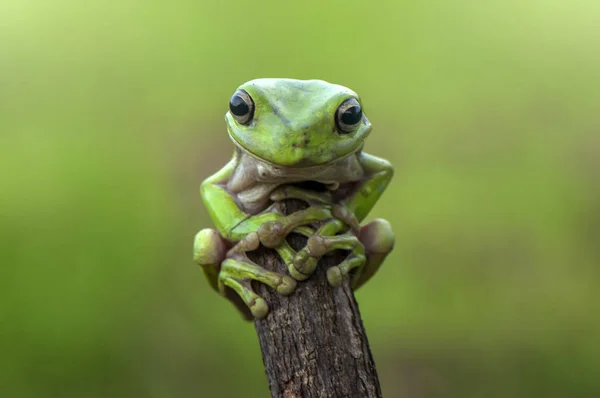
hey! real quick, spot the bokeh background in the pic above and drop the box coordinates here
[1,1,599,397]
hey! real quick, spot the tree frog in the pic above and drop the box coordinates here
[194,78,395,319]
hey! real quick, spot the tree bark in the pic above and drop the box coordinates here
[249,199,382,398]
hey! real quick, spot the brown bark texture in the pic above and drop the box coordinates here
[249,199,382,398]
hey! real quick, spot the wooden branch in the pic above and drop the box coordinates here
[249,199,382,398]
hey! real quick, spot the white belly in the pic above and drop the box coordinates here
[227,151,364,214]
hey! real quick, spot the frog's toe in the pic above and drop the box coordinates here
[290,234,329,276]
[227,232,260,255]
[327,253,366,288]
[250,298,269,319]
[217,256,299,319]
[291,250,317,280]
[257,221,287,248]
[272,242,309,281]
[277,275,297,295]
[306,235,330,257]
[327,266,343,287]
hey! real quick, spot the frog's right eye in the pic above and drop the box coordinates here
[229,90,254,125]
[335,98,363,134]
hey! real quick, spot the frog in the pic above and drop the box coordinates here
[193,78,395,320]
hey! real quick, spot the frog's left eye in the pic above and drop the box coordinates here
[229,90,254,125]
[335,98,363,134]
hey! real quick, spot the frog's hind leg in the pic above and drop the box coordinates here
[352,218,395,290]
[193,228,228,292]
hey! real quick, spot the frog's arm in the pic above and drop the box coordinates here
[201,156,332,243]
[288,152,394,284]
[201,157,275,242]
[340,152,394,222]
[198,157,304,319]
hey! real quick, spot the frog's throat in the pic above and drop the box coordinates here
[227,131,364,170]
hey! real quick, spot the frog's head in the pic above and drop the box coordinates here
[225,78,372,167]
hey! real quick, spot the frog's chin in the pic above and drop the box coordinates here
[236,143,363,169]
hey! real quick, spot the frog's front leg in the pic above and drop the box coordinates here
[198,159,333,318]
[201,158,334,243]
[301,217,394,289]
[268,186,366,281]
[309,231,367,287]
[290,152,394,285]
[194,227,298,319]
[293,218,394,290]
[327,153,395,287]
[340,152,394,223]
[290,218,364,282]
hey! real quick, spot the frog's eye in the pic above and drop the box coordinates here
[229,90,254,125]
[335,98,363,134]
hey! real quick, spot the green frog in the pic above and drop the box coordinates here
[194,78,394,319]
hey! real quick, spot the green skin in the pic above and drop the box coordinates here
[194,78,395,320]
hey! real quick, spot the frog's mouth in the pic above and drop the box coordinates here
[293,180,330,192]
[228,130,365,170]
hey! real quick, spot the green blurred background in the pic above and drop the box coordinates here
[1,1,599,397]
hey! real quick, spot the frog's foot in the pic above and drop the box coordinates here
[290,219,344,280]
[193,228,228,292]
[234,228,319,286]
[225,229,309,302]
[292,229,366,287]
[270,185,333,205]
[352,218,395,290]
[218,257,297,319]
[320,235,366,287]
[257,205,332,248]
[288,205,362,280]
